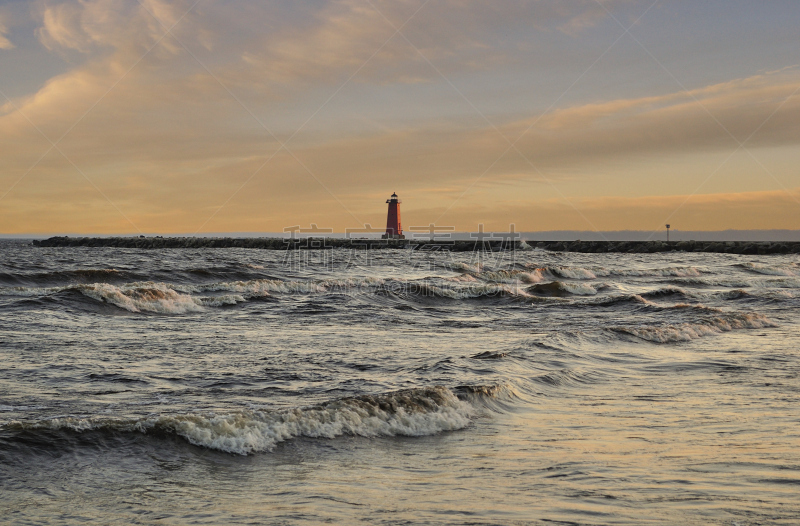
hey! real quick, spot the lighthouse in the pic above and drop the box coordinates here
[382,192,404,239]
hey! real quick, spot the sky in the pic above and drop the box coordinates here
[0,0,798,235]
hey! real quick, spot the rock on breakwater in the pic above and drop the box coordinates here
[32,236,521,251]
[532,240,800,254]
[30,237,800,254]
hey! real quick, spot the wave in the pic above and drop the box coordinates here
[0,282,208,314]
[471,351,509,360]
[197,294,248,307]
[760,277,800,289]
[189,277,390,297]
[520,264,706,279]
[452,262,483,273]
[0,277,394,312]
[528,281,597,296]
[0,277,535,311]
[532,369,608,388]
[739,262,796,277]
[464,265,603,284]
[548,267,597,280]
[670,277,756,288]
[610,266,705,278]
[640,287,689,299]
[472,269,546,284]
[390,282,526,301]
[76,282,206,314]
[5,387,475,455]
[716,289,753,301]
[611,312,775,343]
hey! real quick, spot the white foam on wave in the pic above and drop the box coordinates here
[521,264,705,279]
[529,281,598,296]
[763,278,800,289]
[474,269,545,284]
[613,312,775,343]
[0,281,207,314]
[561,282,598,295]
[672,277,755,288]
[453,262,483,273]
[610,267,704,278]
[549,266,597,280]
[520,264,597,280]
[77,282,205,314]
[416,282,525,300]
[444,274,478,283]
[198,294,247,307]
[518,241,533,251]
[0,285,66,297]
[20,387,473,455]
[582,293,657,306]
[741,262,796,277]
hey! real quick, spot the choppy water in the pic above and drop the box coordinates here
[1,240,799,525]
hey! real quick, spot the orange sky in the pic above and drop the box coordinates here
[0,0,798,234]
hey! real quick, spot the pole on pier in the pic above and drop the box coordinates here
[666,224,671,242]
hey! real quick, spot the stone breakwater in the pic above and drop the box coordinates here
[31,237,800,254]
[532,240,800,254]
[32,236,519,251]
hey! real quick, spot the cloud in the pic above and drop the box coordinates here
[0,1,797,233]
[0,15,14,49]
[253,70,800,190]
[497,70,800,168]
[2,0,651,160]
[35,0,187,55]
[185,0,634,93]
[2,64,799,233]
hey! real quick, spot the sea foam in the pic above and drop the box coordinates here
[76,282,205,314]
[13,387,474,455]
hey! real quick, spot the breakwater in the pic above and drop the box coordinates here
[31,236,800,254]
[532,240,800,254]
[32,236,519,251]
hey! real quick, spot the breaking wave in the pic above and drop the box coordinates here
[528,281,598,296]
[579,293,655,307]
[473,269,546,284]
[521,264,705,279]
[548,267,597,280]
[391,282,526,300]
[7,387,474,455]
[739,262,796,277]
[75,282,206,314]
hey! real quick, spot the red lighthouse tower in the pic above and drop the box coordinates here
[382,192,404,239]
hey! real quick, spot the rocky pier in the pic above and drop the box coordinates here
[30,236,800,254]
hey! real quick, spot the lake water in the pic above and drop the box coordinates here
[1,240,798,524]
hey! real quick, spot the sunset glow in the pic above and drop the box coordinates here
[0,0,798,233]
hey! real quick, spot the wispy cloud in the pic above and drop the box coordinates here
[0,14,14,50]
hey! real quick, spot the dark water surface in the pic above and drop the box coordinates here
[1,240,799,524]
